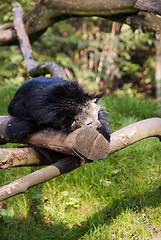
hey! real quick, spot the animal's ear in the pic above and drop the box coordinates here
[93,93,104,103]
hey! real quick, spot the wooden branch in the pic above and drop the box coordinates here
[0,147,68,169]
[12,2,66,79]
[125,11,161,33]
[135,0,161,15]
[1,117,161,169]
[109,118,161,154]
[12,2,36,73]
[1,0,161,46]
[0,116,109,161]
[1,117,161,162]
[0,156,82,201]
[0,117,160,201]
[29,61,66,79]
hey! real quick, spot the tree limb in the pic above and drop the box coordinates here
[0,156,82,201]
[109,118,161,154]
[0,147,68,169]
[0,117,160,201]
[1,117,160,169]
[1,117,161,161]
[0,116,110,161]
[12,2,36,72]
[1,0,161,46]
[135,0,161,15]
[29,61,66,79]
[12,2,66,79]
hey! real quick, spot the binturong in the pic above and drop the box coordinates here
[5,77,110,141]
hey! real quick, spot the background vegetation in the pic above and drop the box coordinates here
[0,1,161,239]
[0,1,157,96]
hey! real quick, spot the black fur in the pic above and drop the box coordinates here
[97,108,110,142]
[5,77,110,141]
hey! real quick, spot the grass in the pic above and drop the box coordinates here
[0,85,161,240]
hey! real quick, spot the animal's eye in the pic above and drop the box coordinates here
[86,121,92,126]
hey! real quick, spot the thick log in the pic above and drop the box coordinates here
[1,0,161,46]
[0,116,109,161]
[1,117,161,169]
[1,116,161,164]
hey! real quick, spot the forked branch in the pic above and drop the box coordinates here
[0,117,161,201]
[13,2,66,79]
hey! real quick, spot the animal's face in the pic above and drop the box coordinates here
[71,100,101,131]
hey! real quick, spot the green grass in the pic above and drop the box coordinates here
[0,85,161,240]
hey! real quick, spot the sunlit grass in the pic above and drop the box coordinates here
[0,85,161,240]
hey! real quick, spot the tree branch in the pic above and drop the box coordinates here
[12,2,66,79]
[0,147,68,169]
[0,116,109,161]
[12,2,36,72]
[0,156,82,201]
[1,0,161,46]
[1,117,160,169]
[135,0,161,15]
[29,61,66,79]
[109,118,161,154]
[0,117,160,201]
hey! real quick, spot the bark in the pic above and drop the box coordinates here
[0,156,82,201]
[1,117,161,162]
[0,116,109,161]
[0,147,68,169]
[134,0,161,14]
[109,118,161,153]
[29,61,66,79]
[12,3,66,79]
[0,0,161,46]
[155,33,161,102]
[12,3,36,72]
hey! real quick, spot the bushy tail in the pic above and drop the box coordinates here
[5,118,37,141]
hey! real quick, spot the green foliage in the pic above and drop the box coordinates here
[0,5,157,95]
[0,46,27,86]
[32,19,156,94]
[0,86,161,239]
[0,0,34,23]
[0,1,34,86]
[116,26,156,85]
